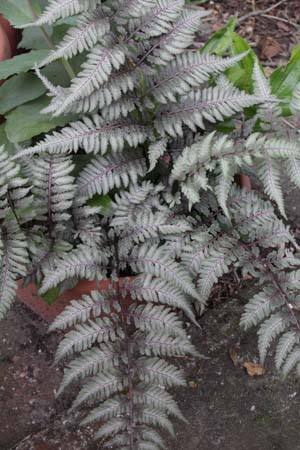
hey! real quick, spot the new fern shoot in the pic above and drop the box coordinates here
[2,0,300,449]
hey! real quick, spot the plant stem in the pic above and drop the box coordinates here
[25,0,76,79]
[114,241,135,450]
[7,190,21,227]
[238,0,287,24]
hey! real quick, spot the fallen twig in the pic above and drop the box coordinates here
[238,0,288,24]
[261,14,299,30]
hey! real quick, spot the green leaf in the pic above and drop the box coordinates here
[226,33,257,92]
[41,287,60,305]
[0,73,46,115]
[87,194,112,215]
[0,123,15,154]
[0,0,41,27]
[41,62,72,87]
[52,24,71,44]
[0,50,50,79]
[202,17,237,56]
[203,20,258,92]
[19,25,53,50]
[270,44,300,115]
[5,96,78,143]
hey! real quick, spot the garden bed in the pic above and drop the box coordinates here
[203,0,300,69]
[2,1,300,449]
[1,276,300,450]
[1,182,300,450]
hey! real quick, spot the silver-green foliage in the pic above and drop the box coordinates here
[47,193,199,449]
[186,188,300,380]
[0,146,31,319]
[3,0,300,448]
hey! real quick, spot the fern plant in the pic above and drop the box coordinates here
[2,0,300,448]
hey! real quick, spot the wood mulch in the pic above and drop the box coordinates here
[202,0,300,71]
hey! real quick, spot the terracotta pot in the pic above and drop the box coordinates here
[0,15,19,126]
[0,21,11,87]
[0,15,19,56]
[17,278,133,322]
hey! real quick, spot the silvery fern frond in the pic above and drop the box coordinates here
[111,182,165,228]
[0,146,33,225]
[148,51,249,103]
[73,369,127,408]
[141,9,208,66]
[290,83,300,116]
[171,131,300,215]
[240,287,284,330]
[119,210,191,244]
[127,303,186,336]
[14,115,149,157]
[127,243,202,303]
[38,9,111,66]
[194,235,241,304]
[50,238,195,448]
[32,155,75,230]
[0,227,29,319]
[156,82,261,137]
[134,383,186,421]
[252,61,281,123]
[72,203,104,246]
[171,132,231,208]
[55,316,123,362]
[130,275,195,318]
[76,151,147,200]
[258,313,291,364]
[40,245,110,293]
[49,290,111,331]
[136,330,197,357]
[256,156,286,218]
[148,138,168,171]
[0,146,33,318]
[23,0,103,27]
[54,38,127,115]
[100,96,138,120]
[126,0,184,41]
[44,70,139,115]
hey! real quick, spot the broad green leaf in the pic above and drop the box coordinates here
[226,33,258,92]
[203,20,258,92]
[41,62,72,87]
[0,50,49,79]
[0,0,41,27]
[270,44,300,115]
[202,17,237,56]
[0,73,46,114]
[52,24,71,44]
[88,194,112,215]
[5,96,78,143]
[19,25,53,50]
[0,123,15,154]
[41,287,60,305]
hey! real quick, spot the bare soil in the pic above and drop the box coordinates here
[2,1,300,449]
[2,282,300,450]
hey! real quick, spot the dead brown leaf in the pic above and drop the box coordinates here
[259,36,282,60]
[229,348,239,367]
[276,21,291,33]
[243,362,265,377]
